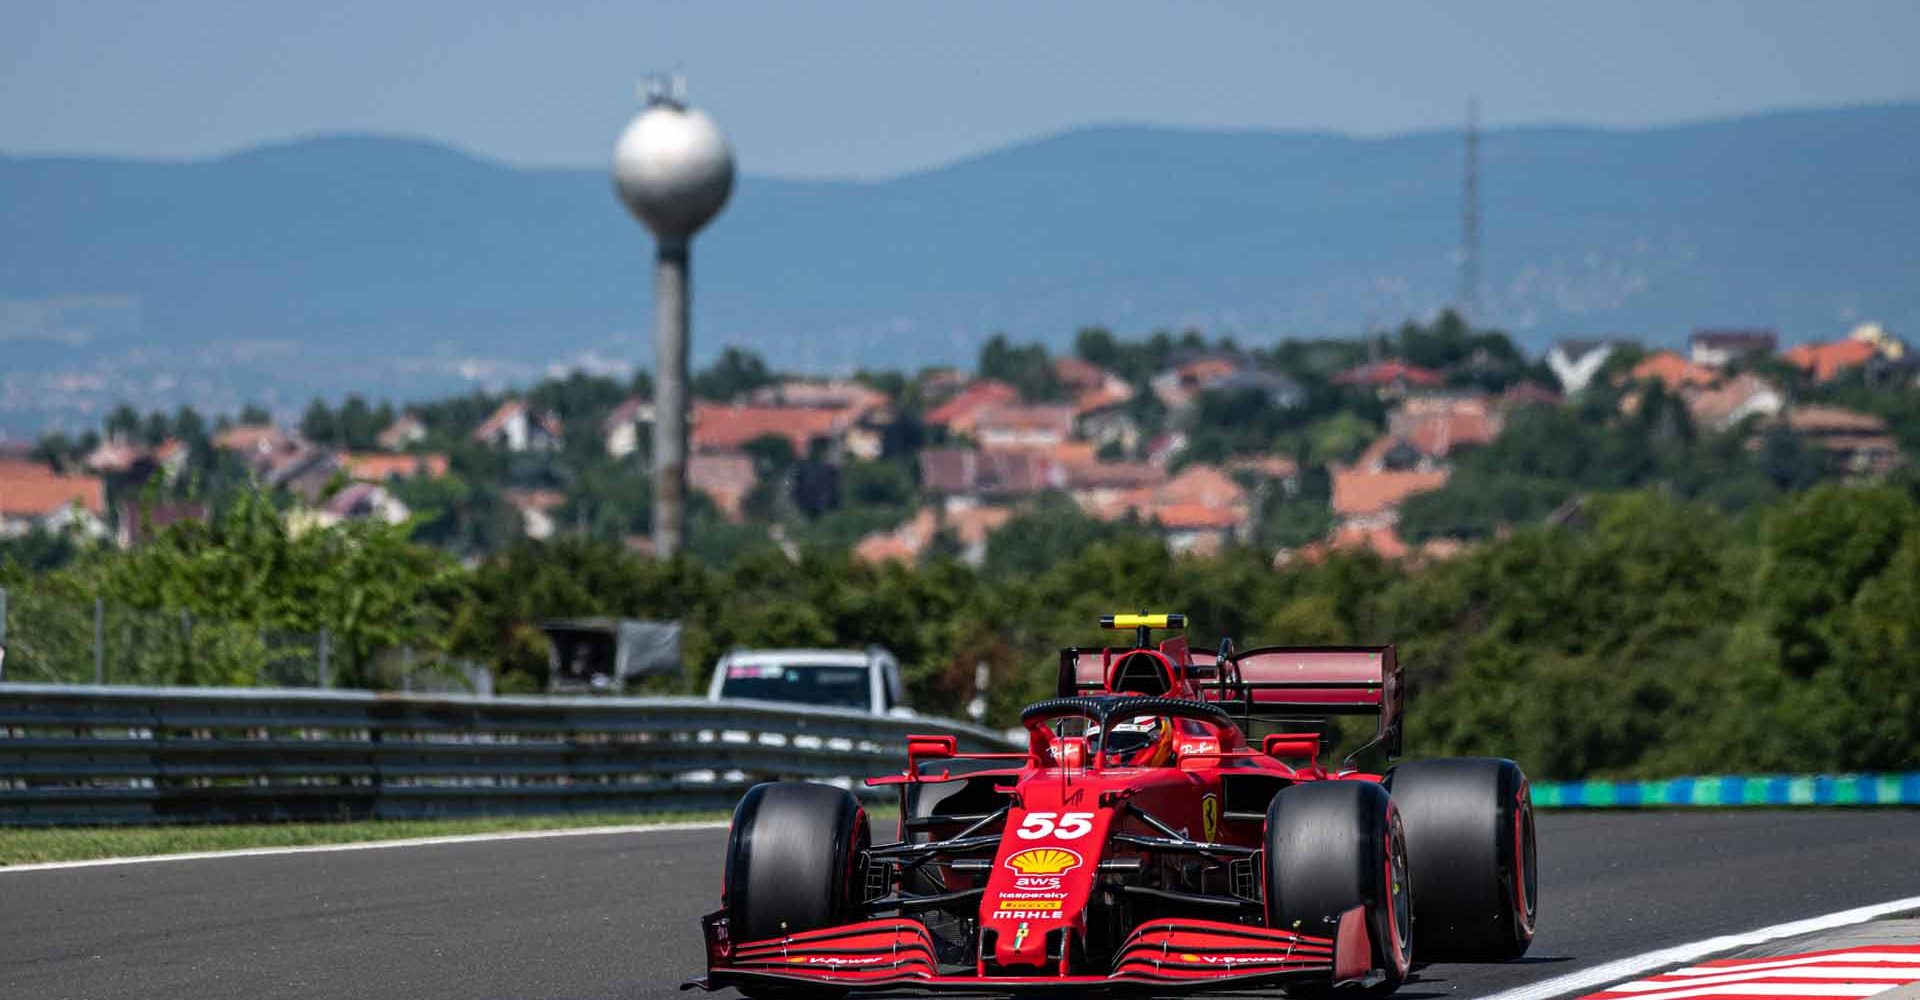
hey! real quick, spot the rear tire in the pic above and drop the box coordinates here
[724,782,870,944]
[1384,758,1536,961]
[1265,781,1412,994]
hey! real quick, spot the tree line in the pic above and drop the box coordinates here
[6,482,1916,778]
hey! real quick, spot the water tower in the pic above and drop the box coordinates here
[612,75,735,558]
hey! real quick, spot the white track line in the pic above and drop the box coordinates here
[1472,895,1920,1000]
[0,820,729,875]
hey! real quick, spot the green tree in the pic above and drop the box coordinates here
[693,348,775,402]
[300,399,338,443]
[978,334,1063,401]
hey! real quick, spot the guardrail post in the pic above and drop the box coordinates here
[93,596,105,685]
[179,610,192,684]
[318,629,332,689]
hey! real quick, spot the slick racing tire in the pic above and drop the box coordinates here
[1384,757,1537,961]
[724,782,870,945]
[1265,781,1412,994]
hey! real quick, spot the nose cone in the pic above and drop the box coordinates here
[612,104,735,239]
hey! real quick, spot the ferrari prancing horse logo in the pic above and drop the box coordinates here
[1201,794,1220,842]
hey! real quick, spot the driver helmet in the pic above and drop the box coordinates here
[1101,714,1176,767]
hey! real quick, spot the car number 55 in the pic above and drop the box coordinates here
[1016,811,1094,840]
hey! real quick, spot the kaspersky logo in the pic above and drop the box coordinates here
[1004,847,1082,876]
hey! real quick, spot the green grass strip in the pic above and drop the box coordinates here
[0,811,730,867]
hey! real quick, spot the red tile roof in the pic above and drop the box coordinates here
[1332,360,1446,389]
[0,459,107,518]
[975,404,1076,439]
[690,403,848,455]
[1330,467,1449,517]
[215,425,294,457]
[1053,357,1113,392]
[1628,351,1717,391]
[472,400,563,443]
[689,453,758,521]
[924,380,1020,432]
[1783,339,1877,383]
[1153,503,1243,531]
[1785,405,1889,435]
[918,448,1064,496]
[342,452,450,481]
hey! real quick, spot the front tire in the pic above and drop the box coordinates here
[1384,757,1536,961]
[724,782,870,944]
[1265,780,1412,993]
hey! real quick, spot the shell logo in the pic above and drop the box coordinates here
[1004,847,1083,876]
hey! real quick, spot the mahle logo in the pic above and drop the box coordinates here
[1004,847,1082,876]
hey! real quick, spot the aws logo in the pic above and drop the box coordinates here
[1004,847,1082,876]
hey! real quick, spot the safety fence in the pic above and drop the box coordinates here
[0,587,482,692]
[0,683,1017,826]
[1532,773,1920,808]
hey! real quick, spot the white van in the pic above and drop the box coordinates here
[705,647,913,717]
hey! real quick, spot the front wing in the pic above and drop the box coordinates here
[684,907,1374,994]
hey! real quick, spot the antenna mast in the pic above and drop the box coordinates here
[1460,98,1482,323]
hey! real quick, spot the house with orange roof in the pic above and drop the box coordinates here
[1149,356,1242,410]
[690,402,851,459]
[746,379,899,460]
[853,505,1014,568]
[919,448,1066,506]
[1330,467,1450,525]
[1386,393,1504,460]
[975,404,1077,450]
[83,436,191,484]
[473,400,562,453]
[342,452,450,482]
[502,488,567,541]
[689,453,758,521]
[1777,406,1904,476]
[1684,373,1785,431]
[376,413,427,451]
[1625,351,1718,391]
[1331,360,1447,397]
[214,424,298,470]
[1148,356,1302,413]
[0,459,108,539]
[602,396,654,459]
[1079,463,1254,551]
[924,380,1020,438]
[1782,338,1878,383]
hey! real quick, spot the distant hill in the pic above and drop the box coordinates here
[3,103,1917,431]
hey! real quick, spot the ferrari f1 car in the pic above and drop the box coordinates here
[688,614,1538,995]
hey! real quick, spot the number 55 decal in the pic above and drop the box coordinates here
[1016,812,1095,840]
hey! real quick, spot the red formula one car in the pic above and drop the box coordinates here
[688,614,1537,996]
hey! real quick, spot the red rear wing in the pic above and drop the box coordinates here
[1207,646,1403,758]
[1061,643,1403,758]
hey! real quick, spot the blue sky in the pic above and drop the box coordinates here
[4,0,1918,178]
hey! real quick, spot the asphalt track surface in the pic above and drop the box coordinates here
[3,811,1917,1000]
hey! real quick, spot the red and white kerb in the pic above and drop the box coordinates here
[1580,946,1920,1000]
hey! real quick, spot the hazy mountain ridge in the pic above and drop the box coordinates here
[3,103,1917,430]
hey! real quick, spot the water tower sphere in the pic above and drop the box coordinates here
[612,104,735,240]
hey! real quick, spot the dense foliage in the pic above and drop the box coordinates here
[7,483,1917,777]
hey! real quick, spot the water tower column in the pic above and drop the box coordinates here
[611,76,734,559]
[652,235,690,557]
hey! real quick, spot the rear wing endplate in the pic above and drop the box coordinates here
[1200,645,1403,759]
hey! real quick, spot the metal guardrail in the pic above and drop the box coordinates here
[0,684,1019,826]
[1533,773,1920,807]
